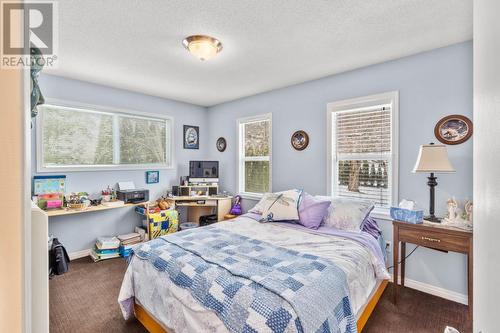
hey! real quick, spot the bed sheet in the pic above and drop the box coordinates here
[119,216,389,332]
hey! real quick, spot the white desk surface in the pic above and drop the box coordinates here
[45,202,143,217]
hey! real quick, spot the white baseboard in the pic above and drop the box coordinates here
[390,275,468,305]
[69,248,91,260]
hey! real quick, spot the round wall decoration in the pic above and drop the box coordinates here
[434,115,473,145]
[291,130,309,151]
[216,137,227,152]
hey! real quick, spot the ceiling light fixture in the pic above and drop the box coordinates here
[182,35,222,61]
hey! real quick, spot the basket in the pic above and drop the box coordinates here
[180,222,198,230]
[67,202,89,210]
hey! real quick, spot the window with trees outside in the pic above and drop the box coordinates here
[37,103,172,172]
[327,92,398,208]
[238,114,272,197]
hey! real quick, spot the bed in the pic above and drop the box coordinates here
[119,214,390,333]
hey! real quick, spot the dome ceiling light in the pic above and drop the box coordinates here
[182,35,223,61]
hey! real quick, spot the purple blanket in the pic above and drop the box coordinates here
[244,212,386,267]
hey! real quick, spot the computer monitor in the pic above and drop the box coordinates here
[189,161,219,183]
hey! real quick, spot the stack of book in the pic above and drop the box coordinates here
[117,232,142,257]
[90,236,121,262]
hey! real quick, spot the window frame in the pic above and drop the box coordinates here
[36,99,175,172]
[326,91,399,216]
[237,113,273,199]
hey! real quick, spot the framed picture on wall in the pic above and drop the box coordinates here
[183,125,199,149]
[146,170,159,184]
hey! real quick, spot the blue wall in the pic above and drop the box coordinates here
[34,75,208,253]
[35,42,473,297]
[207,42,473,296]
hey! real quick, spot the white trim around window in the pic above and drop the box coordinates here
[237,113,272,199]
[36,99,175,172]
[326,91,399,215]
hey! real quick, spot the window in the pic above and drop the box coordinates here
[37,103,173,171]
[238,114,272,197]
[327,92,398,208]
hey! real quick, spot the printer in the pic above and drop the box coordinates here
[117,189,149,203]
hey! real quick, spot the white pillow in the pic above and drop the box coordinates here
[248,193,271,214]
[260,189,302,222]
[323,198,374,232]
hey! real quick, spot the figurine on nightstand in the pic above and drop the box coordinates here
[463,200,473,223]
[443,197,472,230]
[445,197,458,221]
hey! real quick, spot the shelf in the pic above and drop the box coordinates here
[45,202,144,217]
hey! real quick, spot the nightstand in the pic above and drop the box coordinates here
[392,220,473,317]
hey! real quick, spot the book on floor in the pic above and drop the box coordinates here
[117,232,142,247]
[93,247,119,255]
[118,232,141,243]
[90,247,120,262]
[96,236,120,250]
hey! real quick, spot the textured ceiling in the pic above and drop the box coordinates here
[46,0,472,106]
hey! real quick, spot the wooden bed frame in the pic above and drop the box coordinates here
[133,279,388,333]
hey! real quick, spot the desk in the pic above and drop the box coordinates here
[168,196,232,223]
[392,220,473,317]
[45,202,144,217]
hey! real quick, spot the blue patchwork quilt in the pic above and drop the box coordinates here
[133,225,356,333]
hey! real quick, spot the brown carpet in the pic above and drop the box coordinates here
[50,256,146,333]
[50,257,471,333]
[364,284,471,333]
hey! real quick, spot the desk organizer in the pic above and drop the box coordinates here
[390,207,424,224]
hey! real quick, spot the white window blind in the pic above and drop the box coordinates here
[238,114,272,196]
[37,104,172,171]
[332,105,393,207]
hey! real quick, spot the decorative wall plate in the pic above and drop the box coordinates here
[291,130,309,151]
[216,137,227,152]
[434,115,473,145]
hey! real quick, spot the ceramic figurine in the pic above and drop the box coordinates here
[443,197,473,230]
[446,197,458,221]
[464,200,473,223]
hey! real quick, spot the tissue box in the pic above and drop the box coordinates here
[390,207,424,224]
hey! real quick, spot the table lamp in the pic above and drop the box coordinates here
[413,143,455,222]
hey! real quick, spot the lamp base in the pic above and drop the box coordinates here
[424,215,442,223]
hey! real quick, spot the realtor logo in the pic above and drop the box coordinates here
[1,1,58,68]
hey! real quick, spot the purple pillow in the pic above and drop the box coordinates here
[361,217,382,238]
[298,193,331,229]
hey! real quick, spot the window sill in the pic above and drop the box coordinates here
[239,192,264,201]
[370,207,392,221]
[36,164,175,173]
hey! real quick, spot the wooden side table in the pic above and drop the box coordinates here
[392,220,473,316]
